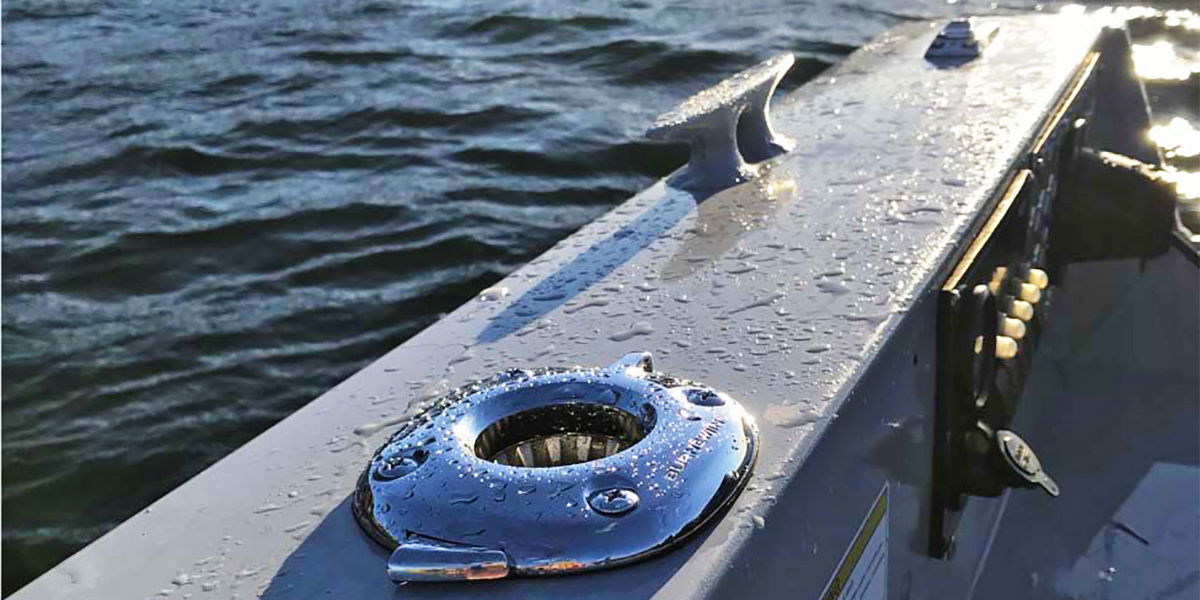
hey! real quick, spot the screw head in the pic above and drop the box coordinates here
[375,448,428,481]
[683,387,725,407]
[587,488,640,516]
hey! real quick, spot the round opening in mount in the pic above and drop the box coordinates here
[474,403,650,468]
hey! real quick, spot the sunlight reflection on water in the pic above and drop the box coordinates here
[1162,170,1200,202]
[1149,117,1200,202]
[1132,40,1200,81]
[1115,7,1200,209]
[1149,117,1200,160]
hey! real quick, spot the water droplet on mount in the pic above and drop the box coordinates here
[478,286,510,301]
[448,346,476,366]
[253,503,285,514]
[609,321,654,342]
[482,477,508,502]
[817,280,851,295]
[563,298,610,314]
[730,291,786,315]
[593,388,619,405]
[752,515,766,529]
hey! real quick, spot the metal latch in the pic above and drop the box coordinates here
[995,429,1058,496]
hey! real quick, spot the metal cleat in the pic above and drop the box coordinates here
[354,352,758,582]
[647,53,796,191]
[926,19,999,62]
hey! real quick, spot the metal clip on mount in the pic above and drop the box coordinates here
[647,53,796,191]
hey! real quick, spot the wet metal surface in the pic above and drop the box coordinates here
[355,353,757,581]
[6,3,1196,594]
[11,12,1193,600]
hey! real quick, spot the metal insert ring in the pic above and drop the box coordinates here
[353,352,759,583]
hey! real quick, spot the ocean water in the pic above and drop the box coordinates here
[2,0,1196,594]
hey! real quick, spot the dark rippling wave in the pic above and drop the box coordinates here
[5,0,1179,593]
